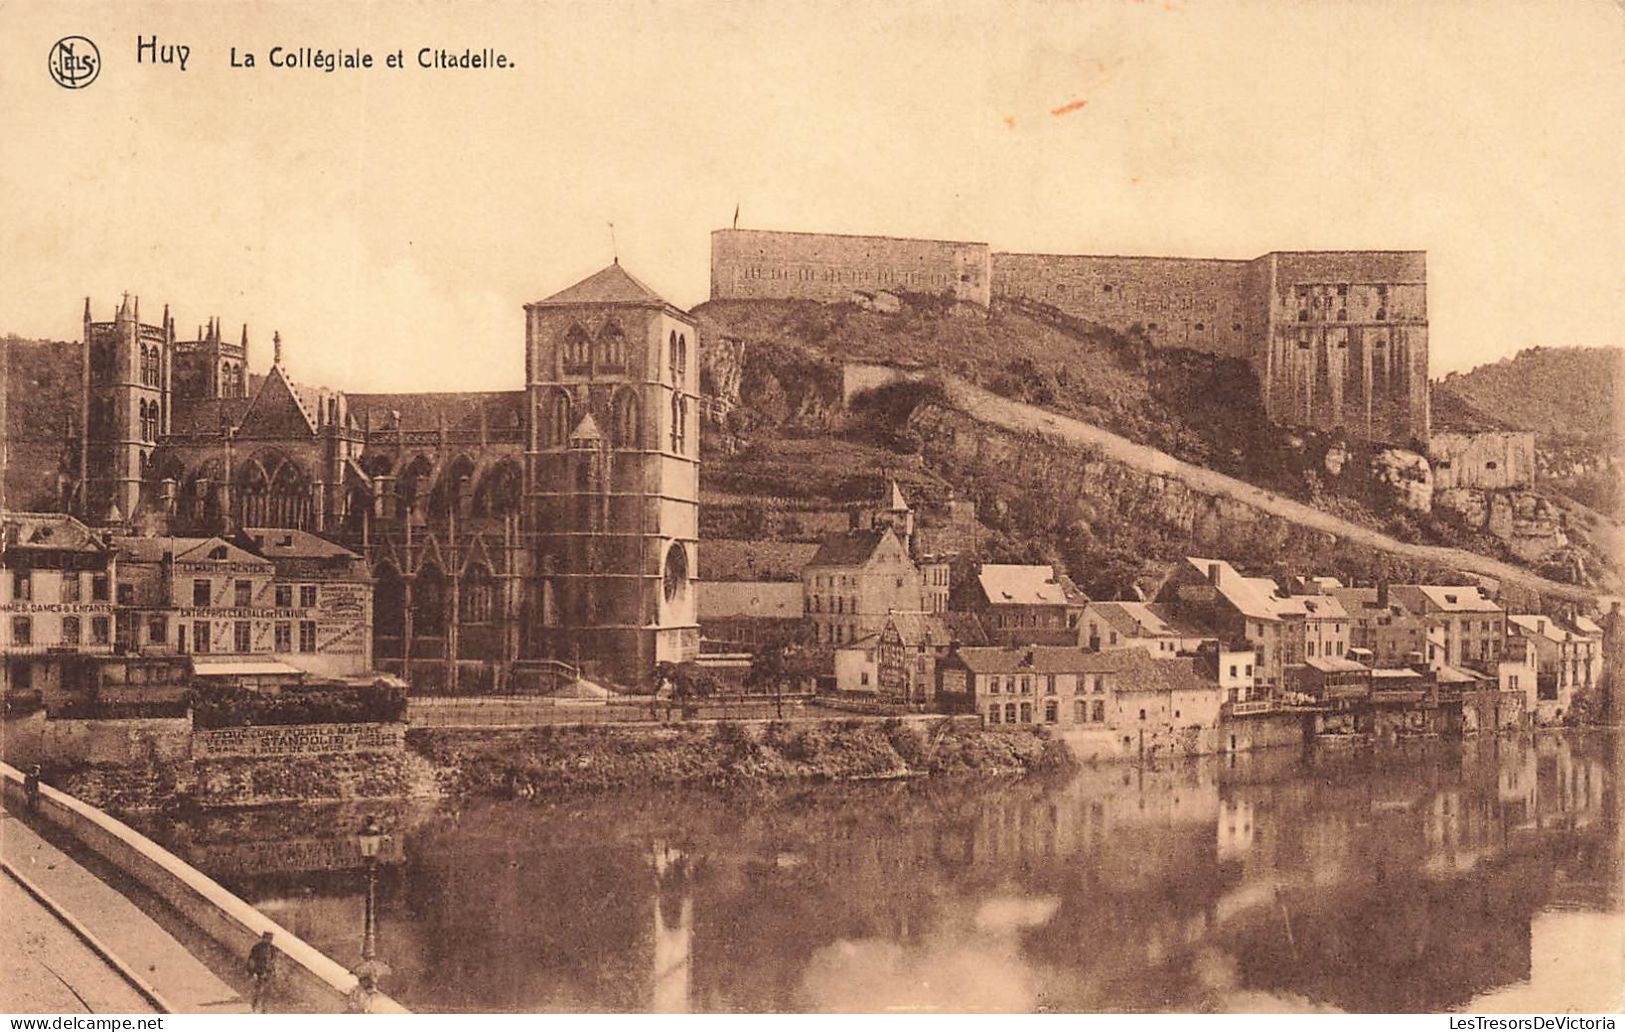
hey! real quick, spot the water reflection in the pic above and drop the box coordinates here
[136,730,1622,1013]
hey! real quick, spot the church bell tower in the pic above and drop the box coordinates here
[522,263,700,685]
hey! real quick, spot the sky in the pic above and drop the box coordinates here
[3,0,1623,392]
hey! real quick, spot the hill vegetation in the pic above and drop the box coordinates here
[694,296,1608,600]
[1434,346,1621,516]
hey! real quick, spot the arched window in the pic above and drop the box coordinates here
[414,565,447,638]
[668,330,680,383]
[612,390,641,449]
[563,324,591,372]
[662,543,689,603]
[430,455,476,518]
[545,389,571,447]
[669,394,686,453]
[237,461,270,527]
[597,320,625,370]
[373,565,405,658]
[267,460,311,529]
[398,455,435,514]
[462,565,496,624]
[471,460,522,518]
[677,334,687,384]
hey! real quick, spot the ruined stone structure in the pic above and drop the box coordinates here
[1428,431,1537,492]
[711,229,1430,445]
[37,266,700,690]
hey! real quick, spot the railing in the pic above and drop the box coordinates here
[1226,699,1277,717]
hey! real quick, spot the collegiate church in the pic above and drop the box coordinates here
[53,263,701,689]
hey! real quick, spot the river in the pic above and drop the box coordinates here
[136,729,1623,1013]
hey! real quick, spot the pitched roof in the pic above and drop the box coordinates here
[1263,587,1348,621]
[1181,557,1281,622]
[235,364,317,437]
[2,512,107,554]
[346,390,526,433]
[886,610,988,648]
[1508,613,1590,643]
[703,539,820,582]
[1088,601,1212,640]
[977,564,1087,607]
[1394,584,1503,614]
[169,396,254,435]
[886,479,910,512]
[112,535,270,567]
[697,580,803,619]
[808,529,893,568]
[240,528,359,560]
[950,645,1214,691]
[530,263,675,308]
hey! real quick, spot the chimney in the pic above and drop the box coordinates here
[1377,580,1390,609]
[1207,563,1221,586]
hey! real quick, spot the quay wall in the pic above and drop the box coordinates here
[2,713,192,767]
[1057,711,1308,762]
[0,761,408,1014]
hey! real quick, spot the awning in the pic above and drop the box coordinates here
[191,659,304,677]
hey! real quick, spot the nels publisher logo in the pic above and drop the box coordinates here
[48,36,100,89]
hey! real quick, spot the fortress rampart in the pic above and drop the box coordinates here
[710,228,1430,443]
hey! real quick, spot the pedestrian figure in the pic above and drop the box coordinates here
[247,931,277,1013]
[23,765,41,813]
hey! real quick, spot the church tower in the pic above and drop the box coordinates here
[84,295,172,521]
[523,263,700,684]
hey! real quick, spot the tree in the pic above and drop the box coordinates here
[747,644,820,716]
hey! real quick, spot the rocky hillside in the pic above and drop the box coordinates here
[2,336,81,512]
[696,297,1618,600]
[1434,346,1621,516]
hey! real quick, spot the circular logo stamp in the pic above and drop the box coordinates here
[48,36,100,89]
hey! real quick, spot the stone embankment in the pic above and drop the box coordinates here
[410,717,1072,797]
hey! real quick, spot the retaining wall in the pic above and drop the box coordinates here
[0,761,407,1014]
[2,713,192,767]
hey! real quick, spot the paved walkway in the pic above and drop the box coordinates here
[0,876,154,1014]
[0,810,249,1014]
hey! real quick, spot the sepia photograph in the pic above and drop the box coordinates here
[1,0,1622,1021]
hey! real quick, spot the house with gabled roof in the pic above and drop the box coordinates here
[935,644,1222,748]
[972,563,1089,646]
[876,609,987,705]
[801,529,923,647]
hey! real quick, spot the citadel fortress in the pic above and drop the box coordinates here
[711,228,1431,445]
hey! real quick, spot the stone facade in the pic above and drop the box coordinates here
[26,263,702,692]
[711,229,992,306]
[1428,431,1537,491]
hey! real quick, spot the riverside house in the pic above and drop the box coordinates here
[935,644,1222,737]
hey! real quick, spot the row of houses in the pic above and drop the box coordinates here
[1,511,376,715]
[698,488,1610,738]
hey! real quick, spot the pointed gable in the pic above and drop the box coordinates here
[528,263,688,317]
[236,364,317,438]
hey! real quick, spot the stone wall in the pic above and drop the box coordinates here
[193,721,405,758]
[1429,431,1537,491]
[991,253,1258,360]
[1,713,192,767]
[711,229,992,306]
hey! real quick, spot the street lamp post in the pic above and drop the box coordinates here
[354,815,391,996]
